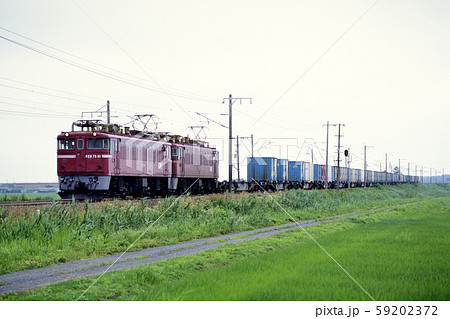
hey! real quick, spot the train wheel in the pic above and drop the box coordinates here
[119,186,128,199]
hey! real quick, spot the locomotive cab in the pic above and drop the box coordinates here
[57,133,111,175]
[57,124,115,199]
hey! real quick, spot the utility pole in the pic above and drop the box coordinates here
[223,94,252,193]
[399,159,401,182]
[325,121,329,189]
[347,148,351,189]
[251,134,254,158]
[236,135,240,181]
[251,134,254,180]
[408,162,410,184]
[336,124,344,189]
[364,146,367,187]
[82,100,115,124]
[415,164,417,183]
[385,153,388,185]
[323,122,345,189]
[107,100,110,124]
[421,166,424,183]
[364,145,373,187]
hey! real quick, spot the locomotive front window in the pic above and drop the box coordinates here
[58,139,75,150]
[87,138,110,149]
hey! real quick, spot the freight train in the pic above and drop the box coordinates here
[242,157,419,192]
[57,120,418,199]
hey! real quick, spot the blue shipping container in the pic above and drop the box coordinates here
[277,159,288,182]
[247,157,277,182]
[313,164,320,182]
[288,161,302,182]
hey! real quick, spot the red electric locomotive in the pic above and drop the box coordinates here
[57,120,219,199]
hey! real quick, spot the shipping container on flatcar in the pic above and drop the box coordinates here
[302,162,313,188]
[247,157,277,182]
[277,159,288,182]
[288,161,302,182]
[313,164,321,182]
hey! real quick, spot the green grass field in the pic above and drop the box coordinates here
[0,184,449,275]
[135,198,448,301]
[1,195,448,301]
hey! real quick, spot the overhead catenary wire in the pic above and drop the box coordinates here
[0,99,78,116]
[0,35,220,104]
[0,76,184,116]
[0,26,219,102]
[0,76,105,103]
[0,108,76,118]
[0,83,100,108]
[0,95,84,113]
[0,77,192,121]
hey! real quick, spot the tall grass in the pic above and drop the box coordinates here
[0,184,449,274]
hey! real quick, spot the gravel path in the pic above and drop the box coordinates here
[0,203,418,295]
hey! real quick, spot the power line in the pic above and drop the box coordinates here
[0,76,182,114]
[0,95,80,112]
[0,26,218,102]
[0,108,75,118]
[0,35,219,104]
[0,83,100,108]
[0,99,78,116]
[0,76,104,103]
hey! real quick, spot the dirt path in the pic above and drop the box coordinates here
[0,202,419,295]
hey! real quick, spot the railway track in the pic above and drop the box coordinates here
[0,199,71,208]
[0,197,161,210]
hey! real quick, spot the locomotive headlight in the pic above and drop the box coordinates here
[64,132,70,137]
[93,132,97,137]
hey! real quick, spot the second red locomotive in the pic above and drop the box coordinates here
[57,120,219,199]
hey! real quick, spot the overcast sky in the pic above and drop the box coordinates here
[0,0,448,183]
